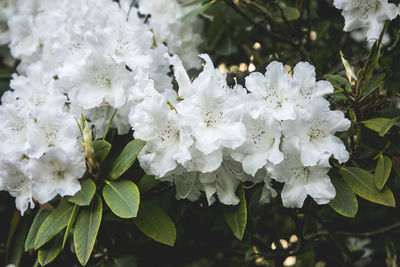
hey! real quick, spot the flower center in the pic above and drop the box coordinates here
[202,109,223,127]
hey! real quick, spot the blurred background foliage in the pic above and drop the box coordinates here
[1,0,400,266]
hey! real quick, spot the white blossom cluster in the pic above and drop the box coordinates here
[0,0,351,214]
[0,0,202,214]
[132,56,351,208]
[334,0,399,42]
[135,0,204,69]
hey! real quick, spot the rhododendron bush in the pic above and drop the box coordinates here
[1,0,400,266]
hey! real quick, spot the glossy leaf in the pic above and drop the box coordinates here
[379,116,400,137]
[134,199,176,247]
[109,139,146,180]
[138,174,160,194]
[329,178,358,218]
[103,180,140,218]
[375,155,392,190]
[62,205,79,249]
[38,234,63,266]
[362,118,391,133]
[74,194,103,266]
[273,6,300,22]
[34,201,75,249]
[69,178,96,206]
[93,139,111,164]
[25,209,51,252]
[222,185,247,240]
[325,74,351,92]
[340,167,395,207]
[360,73,386,101]
[181,0,215,21]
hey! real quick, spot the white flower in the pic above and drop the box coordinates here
[230,111,283,176]
[25,109,81,159]
[199,158,249,205]
[0,158,34,215]
[26,148,85,204]
[334,0,398,41]
[161,166,202,202]
[137,0,204,69]
[61,50,133,109]
[0,104,29,156]
[175,54,246,159]
[130,93,193,177]
[283,100,350,167]
[268,141,336,208]
[292,62,333,110]
[245,61,298,121]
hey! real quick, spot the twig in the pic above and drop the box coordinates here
[223,0,312,62]
[304,222,400,240]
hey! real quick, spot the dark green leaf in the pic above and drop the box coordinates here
[74,194,103,266]
[329,177,358,218]
[103,180,140,218]
[138,174,160,194]
[360,73,386,101]
[134,199,176,246]
[25,209,51,252]
[109,139,146,180]
[35,201,75,249]
[38,234,63,266]
[109,255,138,267]
[69,178,96,206]
[325,74,351,92]
[9,216,30,266]
[222,185,247,240]
[375,155,392,190]
[62,205,79,250]
[181,0,215,21]
[340,167,395,207]
[93,140,111,164]
[273,6,300,22]
[379,116,400,137]
[362,118,391,133]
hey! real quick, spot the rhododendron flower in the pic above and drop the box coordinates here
[283,100,350,167]
[268,141,336,208]
[334,0,398,41]
[245,61,298,121]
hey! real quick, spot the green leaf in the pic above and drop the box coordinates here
[329,177,358,218]
[9,216,30,266]
[109,255,138,267]
[34,201,75,249]
[109,139,146,180]
[340,167,395,207]
[93,140,111,164]
[181,0,215,21]
[360,73,386,101]
[379,116,400,137]
[362,118,391,133]
[325,74,351,92]
[361,22,388,82]
[273,6,300,22]
[134,199,176,246]
[62,205,79,250]
[74,194,103,266]
[138,174,160,194]
[375,155,392,190]
[38,234,63,266]
[25,209,51,252]
[222,185,247,240]
[69,178,96,206]
[103,180,140,218]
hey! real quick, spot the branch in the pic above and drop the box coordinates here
[304,222,400,240]
[223,0,312,62]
